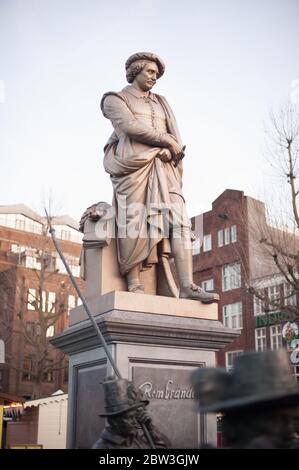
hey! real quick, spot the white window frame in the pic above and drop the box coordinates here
[27,289,36,310]
[46,325,55,338]
[68,295,77,316]
[192,239,201,255]
[203,234,212,252]
[225,350,243,371]
[223,302,243,330]
[268,285,280,311]
[218,230,224,247]
[284,283,296,306]
[230,225,237,243]
[292,365,299,383]
[48,292,56,313]
[222,263,241,291]
[202,279,214,292]
[270,325,282,350]
[253,290,264,316]
[224,227,230,245]
[255,327,267,352]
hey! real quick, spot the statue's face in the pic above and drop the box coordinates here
[112,409,138,436]
[134,61,159,92]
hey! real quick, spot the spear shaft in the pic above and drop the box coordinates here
[45,209,155,449]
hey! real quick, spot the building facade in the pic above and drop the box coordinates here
[191,189,299,378]
[0,204,83,399]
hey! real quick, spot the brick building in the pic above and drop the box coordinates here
[0,204,83,399]
[191,189,299,378]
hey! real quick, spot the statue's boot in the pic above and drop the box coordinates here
[127,281,145,294]
[126,264,145,294]
[171,229,219,303]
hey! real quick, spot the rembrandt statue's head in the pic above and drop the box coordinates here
[125,52,165,92]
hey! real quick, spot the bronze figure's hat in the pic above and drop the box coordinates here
[100,376,144,417]
[125,52,165,79]
[191,349,299,412]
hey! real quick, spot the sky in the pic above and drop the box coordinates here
[0,0,298,222]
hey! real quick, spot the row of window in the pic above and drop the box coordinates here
[0,213,82,243]
[11,244,80,277]
[0,213,43,234]
[226,326,283,369]
[255,325,283,351]
[27,289,79,316]
[192,225,237,255]
[226,325,282,369]
[200,262,241,296]
[254,283,297,315]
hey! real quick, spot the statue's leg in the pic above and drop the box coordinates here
[170,195,219,303]
[126,263,144,293]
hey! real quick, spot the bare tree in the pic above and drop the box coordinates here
[237,105,299,315]
[0,216,70,399]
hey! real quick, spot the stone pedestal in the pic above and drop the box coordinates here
[51,291,238,449]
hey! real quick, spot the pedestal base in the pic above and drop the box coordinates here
[51,292,238,449]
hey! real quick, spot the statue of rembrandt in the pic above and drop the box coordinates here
[100,52,218,303]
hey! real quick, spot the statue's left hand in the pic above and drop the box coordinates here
[157,148,172,162]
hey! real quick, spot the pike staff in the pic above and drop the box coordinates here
[45,209,155,449]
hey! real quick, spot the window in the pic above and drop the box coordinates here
[268,285,280,311]
[203,234,212,252]
[293,365,299,383]
[46,325,55,337]
[225,350,243,371]
[253,290,264,316]
[270,325,282,350]
[223,302,243,329]
[48,292,56,313]
[192,239,201,255]
[15,216,26,231]
[222,263,241,291]
[218,225,237,247]
[202,279,214,291]
[61,230,71,241]
[53,224,83,243]
[56,258,67,275]
[22,357,33,381]
[230,225,237,243]
[218,230,224,247]
[68,295,77,316]
[284,284,296,306]
[11,243,19,253]
[41,291,47,312]
[0,213,43,234]
[255,327,267,351]
[42,252,56,272]
[43,360,54,382]
[27,289,36,310]
[224,228,230,245]
[57,255,80,277]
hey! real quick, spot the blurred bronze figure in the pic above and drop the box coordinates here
[192,349,299,449]
[92,376,170,449]
[100,52,218,303]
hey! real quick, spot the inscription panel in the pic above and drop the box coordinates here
[133,365,202,449]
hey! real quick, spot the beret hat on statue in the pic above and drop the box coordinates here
[125,52,165,79]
